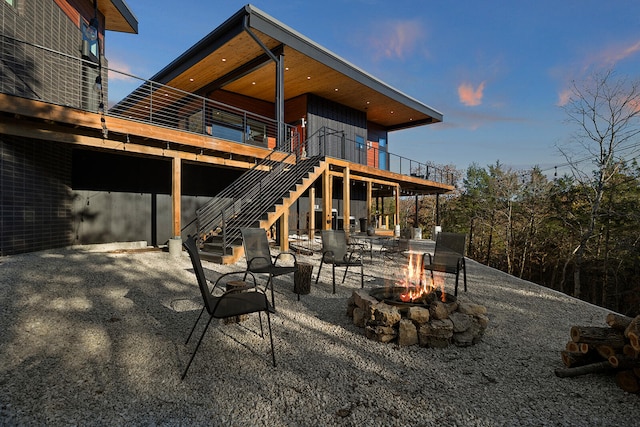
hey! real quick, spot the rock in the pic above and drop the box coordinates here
[371,303,401,326]
[449,312,473,333]
[407,306,430,324]
[458,302,488,316]
[365,325,396,343]
[398,319,418,346]
[429,301,449,320]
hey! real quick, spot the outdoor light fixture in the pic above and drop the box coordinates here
[93,75,102,92]
[84,17,99,41]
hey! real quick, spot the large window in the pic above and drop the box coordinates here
[378,137,388,170]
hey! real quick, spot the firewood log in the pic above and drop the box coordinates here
[561,350,598,368]
[606,313,633,331]
[615,370,640,393]
[570,326,626,347]
[566,341,590,354]
[624,316,640,351]
[608,354,640,370]
[623,344,640,359]
[555,361,615,378]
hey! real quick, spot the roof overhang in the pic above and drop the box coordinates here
[98,0,138,34]
[149,4,442,131]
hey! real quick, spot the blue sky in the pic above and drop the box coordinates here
[106,1,640,175]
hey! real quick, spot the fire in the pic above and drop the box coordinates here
[396,253,447,302]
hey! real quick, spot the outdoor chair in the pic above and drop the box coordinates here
[315,229,364,293]
[241,228,298,309]
[422,232,467,296]
[181,235,276,380]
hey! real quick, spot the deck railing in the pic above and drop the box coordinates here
[0,34,455,186]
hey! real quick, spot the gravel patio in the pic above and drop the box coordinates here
[1,240,638,426]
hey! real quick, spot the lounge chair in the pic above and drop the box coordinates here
[315,229,364,293]
[241,228,298,309]
[181,235,276,380]
[422,232,467,296]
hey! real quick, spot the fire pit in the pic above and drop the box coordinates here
[369,286,457,309]
[347,255,488,348]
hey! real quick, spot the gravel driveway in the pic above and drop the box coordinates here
[0,241,638,426]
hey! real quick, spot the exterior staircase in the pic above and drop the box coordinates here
[194,151,327,264]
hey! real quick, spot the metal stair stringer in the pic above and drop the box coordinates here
[214,158,328,264]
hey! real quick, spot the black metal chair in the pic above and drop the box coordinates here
[315,229,364,293]
[241,228,298,309]
[422,232,467,296]
[181,235,275,380]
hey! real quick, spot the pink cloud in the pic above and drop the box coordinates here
[596,40,640,67]
[368,20,425,60]
[557,88,572,107]
[458,81,486,106]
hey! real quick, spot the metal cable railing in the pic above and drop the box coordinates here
[1,35,455,187]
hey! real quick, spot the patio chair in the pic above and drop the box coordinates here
[315,229,364,293]
[422,232,467,296]
[181,235,276,380]
[241,228,298,309]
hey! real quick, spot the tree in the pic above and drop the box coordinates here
[559,69,640,299]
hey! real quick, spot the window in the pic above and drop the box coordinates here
[356,135,365,150]
[4,0,15,6]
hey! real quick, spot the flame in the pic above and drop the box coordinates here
[397,253,436,302]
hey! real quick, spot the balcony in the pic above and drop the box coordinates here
[0,34,454,187]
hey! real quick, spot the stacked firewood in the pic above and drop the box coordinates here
[555,313,640,394]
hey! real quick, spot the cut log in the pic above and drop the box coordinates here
[561,350,598,368]
[608,354,640,370]
[570,326,626,347]
[555,361,615,378]
[293,262,313,299]
[623,344,640,359]
[624,316,640,351]
[596,342,625,359]
[566,341,590,354]
[606,313,633,331]
[615,370,640,393]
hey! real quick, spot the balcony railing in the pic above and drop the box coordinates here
[0,34,455,186]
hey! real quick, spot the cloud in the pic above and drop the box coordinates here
[458,81,486,106]
[368,20,426,60]
[554,39,640,104]
[107,58,136,81]
[556,88,572,107]
[595,40,640,68]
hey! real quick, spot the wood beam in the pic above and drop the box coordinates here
[172,156,182,237]
[322,169,332,230]
[366,181,372,231]
[309,186,315,240]
[343,166,350,236]
[279,209,289,251]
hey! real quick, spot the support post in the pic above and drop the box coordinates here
[366,181,372,231]
[343,166,350,236]
[280,210,289,251]
[322,169,332,230]
[169,155,182,257]
[309,186,316,240]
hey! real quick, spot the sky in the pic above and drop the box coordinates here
[106,1,640,176]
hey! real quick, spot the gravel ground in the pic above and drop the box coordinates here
[1,240,638,426]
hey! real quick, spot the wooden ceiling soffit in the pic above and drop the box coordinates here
[197,45,284,96]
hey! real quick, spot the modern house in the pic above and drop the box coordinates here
[0,2,454,261]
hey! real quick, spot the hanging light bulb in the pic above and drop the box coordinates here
[93,75,102,92]
[84,17,99,41]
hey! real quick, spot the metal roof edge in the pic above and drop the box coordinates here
[106,0,139,34]
[245,4,443,121]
